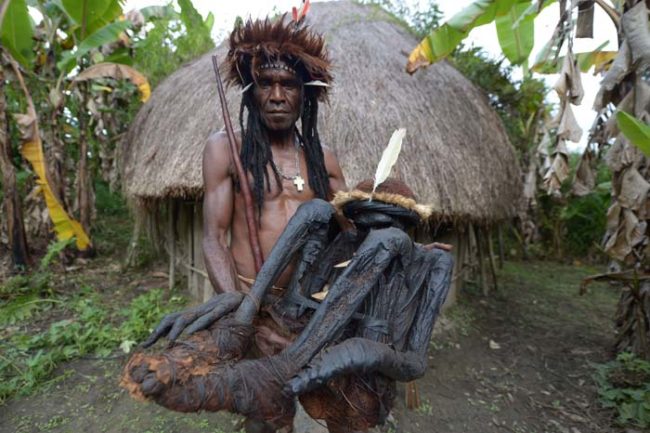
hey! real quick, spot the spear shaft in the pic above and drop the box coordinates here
[211,55,263,273]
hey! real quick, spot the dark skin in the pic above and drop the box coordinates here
[202,66,347,348]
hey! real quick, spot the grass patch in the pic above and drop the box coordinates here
[0,281,185,404]
[498,260,616,330]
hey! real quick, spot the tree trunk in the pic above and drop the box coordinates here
[77,82,93,241]
[0,63,30,269]
[45,108,68,211]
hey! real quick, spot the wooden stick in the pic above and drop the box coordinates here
[211,55,263,273]
[497,225,504,269]
[476,225,488,297]
[405,381,420,409]
[168,200,175,291]
[487,227,498,292]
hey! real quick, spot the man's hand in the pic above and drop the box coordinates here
[141,292,243,348]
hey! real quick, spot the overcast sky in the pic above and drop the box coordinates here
[123,0,619,152]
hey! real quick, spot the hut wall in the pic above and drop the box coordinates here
[173,201,215,304]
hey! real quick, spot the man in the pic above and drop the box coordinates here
[202,16,344,354]
[202,16,344,432]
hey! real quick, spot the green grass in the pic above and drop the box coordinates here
[0,280,186,404]
[498,260,616,329]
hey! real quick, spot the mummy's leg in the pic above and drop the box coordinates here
[286,227,413,366]
[287,247,454,394]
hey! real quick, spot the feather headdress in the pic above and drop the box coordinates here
[225,14,332,101]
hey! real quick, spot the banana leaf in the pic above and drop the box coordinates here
[617,112,650,157]
[496,0,535,64]
[0,0,34,67]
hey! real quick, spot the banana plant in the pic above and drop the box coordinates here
[0,0,151,253]
[406,0,622,73]
[617,112,650,157]
[0,0,34,67]
[406,0,541,73]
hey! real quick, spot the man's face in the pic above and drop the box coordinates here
[253,65,302,132]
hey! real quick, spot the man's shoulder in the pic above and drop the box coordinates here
[205,130,230,153]
[321,143,338,160]
[321,143,342,164]
[204,129,243,161]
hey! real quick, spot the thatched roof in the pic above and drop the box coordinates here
[120,1,522,223]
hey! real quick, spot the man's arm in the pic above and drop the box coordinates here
[323,145,347,196]
[202,132,241,294]
[323,145,352,230]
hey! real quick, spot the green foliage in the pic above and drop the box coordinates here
[560,185,610,258]
[0,287,186,403]
[409,0,537,66]
[406,0,559,70]
[57,20,132,72]
[0,238,75,325]
[357,0,442,39]
[495,1,534,65]
[39,238,75,271]
[140,4,176,21]
[0,0,35,66]
[93,181,133,256]
[535,156,611,260]
[118,290,185,342]
[450,47,547,155]
[131,19,177,87]
[595,352,650,428]
[617,112,650,156]
[60,0,123,37]
[133,0,215,88]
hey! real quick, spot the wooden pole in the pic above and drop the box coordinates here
[487,227,499,292]
[168,200,175,291]
[456,229,466,290]
[475,225,488,296]
[211,56,263,273]
[405,381,420,410]
[497,224,505,269]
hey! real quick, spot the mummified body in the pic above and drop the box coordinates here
[121,179,453,432]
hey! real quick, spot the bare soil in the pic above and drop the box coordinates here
[0,260,624,433]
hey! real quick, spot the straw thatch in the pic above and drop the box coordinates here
[120,0,521,223]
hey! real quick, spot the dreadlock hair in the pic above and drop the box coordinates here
[238,83,331,215]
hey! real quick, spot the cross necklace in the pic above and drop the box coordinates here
[276,141,305,192]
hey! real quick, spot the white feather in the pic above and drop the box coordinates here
[304,80,330,87]
[240,82,254,93]
[373,128,406,194]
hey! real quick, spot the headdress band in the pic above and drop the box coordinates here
[259,63,296,75]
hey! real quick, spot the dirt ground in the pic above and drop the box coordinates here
[0,260,625,433]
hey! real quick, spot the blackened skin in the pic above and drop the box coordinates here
[121,199,453,431]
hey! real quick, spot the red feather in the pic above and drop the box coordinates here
[292,6,298,22]
[300,0,311,20]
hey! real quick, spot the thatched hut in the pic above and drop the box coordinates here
[120,1,521,304]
